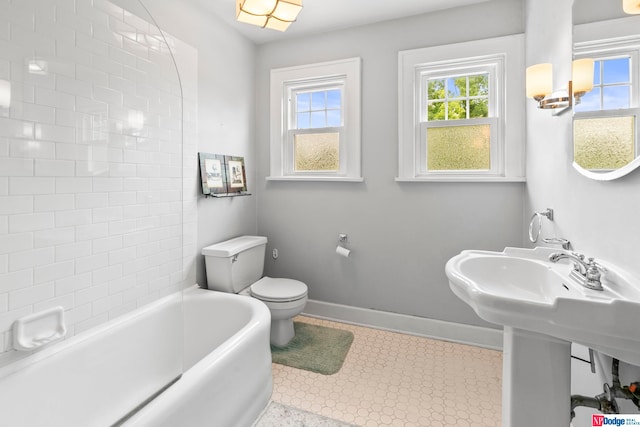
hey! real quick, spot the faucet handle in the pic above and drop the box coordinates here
[587,260,600,278]
[588,257,607,272]
[586,258,605,291]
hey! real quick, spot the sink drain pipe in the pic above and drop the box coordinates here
[570,358,640,420]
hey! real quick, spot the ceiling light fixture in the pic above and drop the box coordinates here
[623,0,640,14]
[236,0,302,32]
[525,59,594,114]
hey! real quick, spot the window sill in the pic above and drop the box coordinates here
[395,176,526,183]
[266,176,364,183]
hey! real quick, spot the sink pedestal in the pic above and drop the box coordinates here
[503,327,571,427]
[446,247,640,424]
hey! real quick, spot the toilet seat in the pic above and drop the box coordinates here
[250,277,307,302]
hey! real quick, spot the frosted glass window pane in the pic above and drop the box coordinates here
[294,132,340,171]
[574,116,635,170]
[427,125,491,170]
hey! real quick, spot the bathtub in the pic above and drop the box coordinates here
[0,286,273,427]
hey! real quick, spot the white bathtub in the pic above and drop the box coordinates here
[0,286,273,427]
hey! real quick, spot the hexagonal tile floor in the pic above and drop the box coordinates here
[268,315,502,427]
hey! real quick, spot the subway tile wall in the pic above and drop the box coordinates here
[0,0,198,365]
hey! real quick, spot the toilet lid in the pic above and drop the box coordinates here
[250,277,307,302]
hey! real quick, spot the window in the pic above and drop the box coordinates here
[421,68,497,174]
[269,58,362,181]
[290,85,342,172]
[573,40,639,172]
[398,34,525,182]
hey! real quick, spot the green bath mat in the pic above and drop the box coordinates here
[271,322,354,375]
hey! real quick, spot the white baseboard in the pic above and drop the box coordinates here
[303,299,503,351]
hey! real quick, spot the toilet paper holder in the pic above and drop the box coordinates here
[336,233,351,258]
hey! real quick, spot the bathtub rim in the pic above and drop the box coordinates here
[0,284,274,427]
[122,285,273,426]
[0,289,182,380]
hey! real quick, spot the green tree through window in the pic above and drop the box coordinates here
[398,34,525,181]
[427,74,489,121]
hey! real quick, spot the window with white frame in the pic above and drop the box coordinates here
[269,58,362,181]
[573,39,639,172]
[398,34,525,182]
[420,65,497,174]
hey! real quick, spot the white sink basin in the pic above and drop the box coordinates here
[446,246,640,365]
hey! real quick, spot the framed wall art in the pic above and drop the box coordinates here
[198,153,250,197]
[198,153,226,195]
[224,155,247,194]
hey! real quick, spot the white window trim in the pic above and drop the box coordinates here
[397,34,525,182]
[269,57,362,182]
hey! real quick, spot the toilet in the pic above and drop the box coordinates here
[201,235,308,347]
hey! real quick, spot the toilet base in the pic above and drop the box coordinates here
[270,318,295,347]
[260,296,308,347]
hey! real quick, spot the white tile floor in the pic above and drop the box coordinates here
[269,316,503,427]
[255,401,356,427]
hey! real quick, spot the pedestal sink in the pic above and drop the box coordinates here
[445,247,640,427]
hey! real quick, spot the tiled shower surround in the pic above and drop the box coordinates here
[0,0,198,364]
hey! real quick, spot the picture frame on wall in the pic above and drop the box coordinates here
[198,153,249,197]
[224,155,248,194]
[198,153,226,195]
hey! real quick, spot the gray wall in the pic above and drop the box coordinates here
[255,0,525,328]
[572,0,626,25]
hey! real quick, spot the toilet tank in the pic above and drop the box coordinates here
[201,236,268,293]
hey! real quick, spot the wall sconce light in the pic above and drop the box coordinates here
[0,79,10,108]
[572,58,595,101]
[623,0,640,14]
[236,0,302,32]
[526,59,594,113]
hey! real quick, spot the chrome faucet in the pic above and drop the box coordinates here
[549,252,605,291]
[549,252,588,274]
